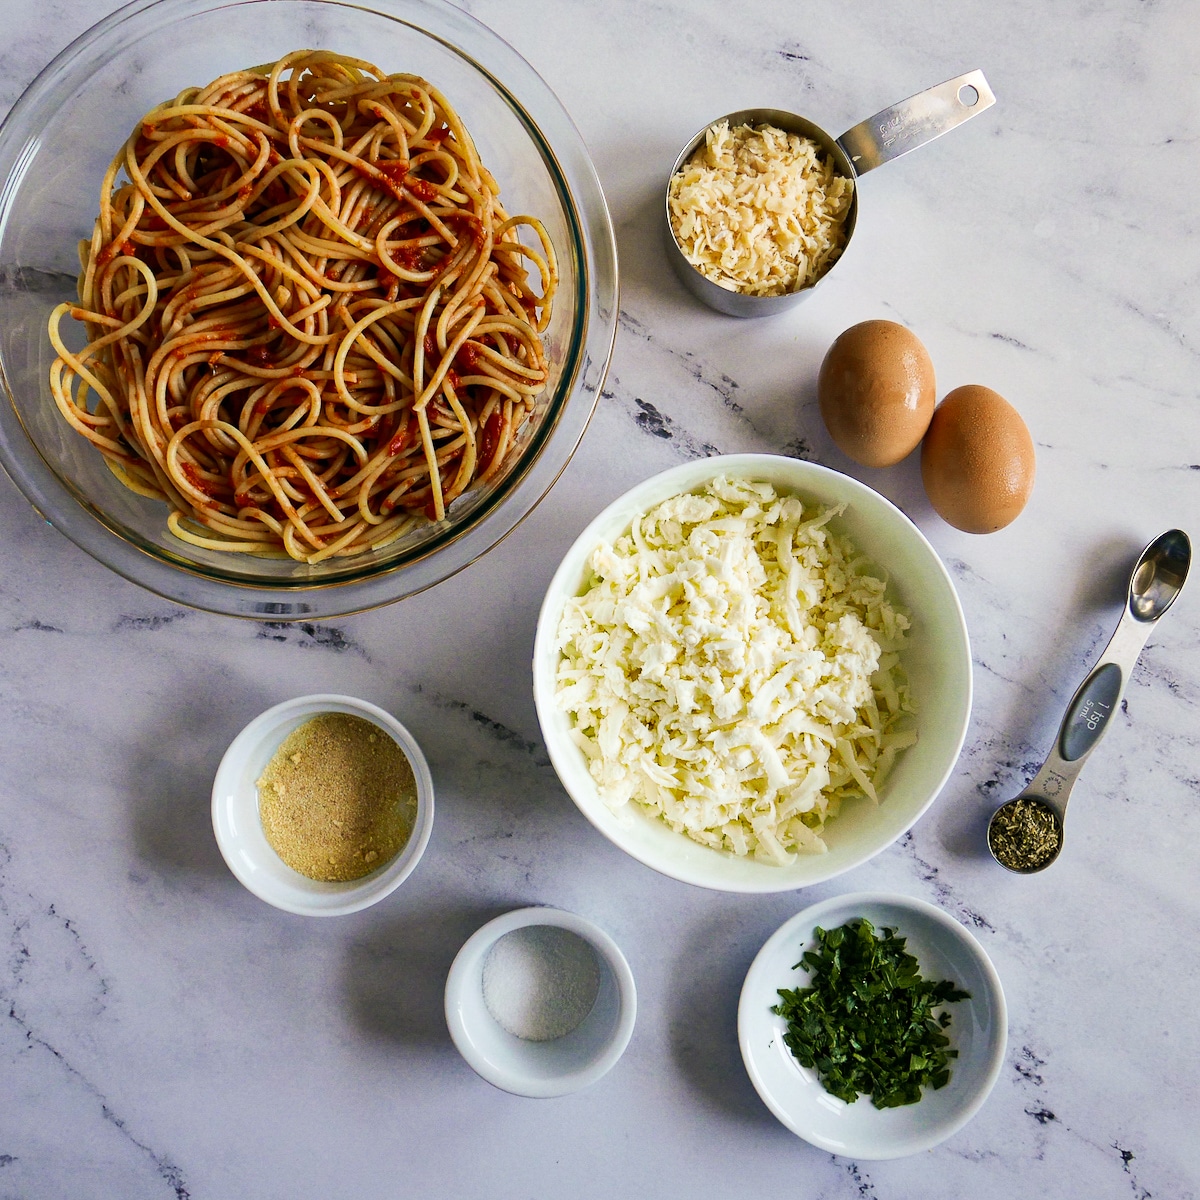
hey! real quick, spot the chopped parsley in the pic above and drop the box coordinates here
[771,917,971,1108]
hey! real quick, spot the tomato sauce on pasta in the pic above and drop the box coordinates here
[48,50,557,562]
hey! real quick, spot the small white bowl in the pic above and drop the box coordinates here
[445,907,637,1097]
[739,892,1007,1159]
[211,694,434,916]
[532,454,972,893]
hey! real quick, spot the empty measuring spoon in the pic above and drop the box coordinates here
[987,529,1191,873]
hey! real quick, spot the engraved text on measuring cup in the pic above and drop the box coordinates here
[878,115,916,148]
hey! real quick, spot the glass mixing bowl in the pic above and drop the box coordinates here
[0,0,616,618]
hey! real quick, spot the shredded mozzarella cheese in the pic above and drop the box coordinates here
[667,121,854,296]
[554,476,915,864]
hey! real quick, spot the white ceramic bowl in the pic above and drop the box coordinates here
[444,907,636,1097]
[532,454,972,893]
[212,694,434,915]
[738,892,1007,1159]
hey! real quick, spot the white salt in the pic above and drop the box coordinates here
[482,925,601,1041]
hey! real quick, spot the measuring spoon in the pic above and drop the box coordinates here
[987,529,1192,873]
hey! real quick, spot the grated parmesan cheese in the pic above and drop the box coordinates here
[554,476,915,864]
[668,121,854,296]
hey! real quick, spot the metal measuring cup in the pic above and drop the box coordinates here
[663,70,996,318]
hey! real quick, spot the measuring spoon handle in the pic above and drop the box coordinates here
[1023,607,1158,816]
[837,69,996,175]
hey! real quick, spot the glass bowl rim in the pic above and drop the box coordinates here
[0,0,618,618]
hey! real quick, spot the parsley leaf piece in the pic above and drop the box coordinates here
[770,917,971,1109]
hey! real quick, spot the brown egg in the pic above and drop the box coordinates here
[818,320,936,467]
[921,385,1036,533]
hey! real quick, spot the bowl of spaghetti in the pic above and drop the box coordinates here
[0,0,616,618]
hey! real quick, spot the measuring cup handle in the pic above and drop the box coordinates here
[836,69,996,175]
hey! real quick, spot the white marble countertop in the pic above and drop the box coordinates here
[2,1,1198,1197]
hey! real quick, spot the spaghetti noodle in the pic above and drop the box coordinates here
[48,50,558,562]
